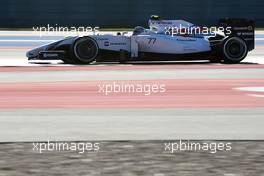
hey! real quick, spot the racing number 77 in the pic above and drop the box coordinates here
[147,38,156,45]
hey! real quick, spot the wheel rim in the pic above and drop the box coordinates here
[74,38,98,62]
[224,37,247,61]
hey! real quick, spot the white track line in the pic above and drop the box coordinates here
[236,87,264,92]
[247,94,264,98]
[236,87,264,98]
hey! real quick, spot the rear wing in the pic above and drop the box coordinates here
[218,18,255,51]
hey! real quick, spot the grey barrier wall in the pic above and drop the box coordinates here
[0,0,263,28]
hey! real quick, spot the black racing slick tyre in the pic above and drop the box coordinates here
[222,37,248,64]
[71,37,99,64]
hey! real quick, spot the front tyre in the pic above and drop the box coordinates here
[222,37,248,64]
[71,37,99,64]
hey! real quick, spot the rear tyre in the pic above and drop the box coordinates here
[222,37,248,64]
[71,37,99,64]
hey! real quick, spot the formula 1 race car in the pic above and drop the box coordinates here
[27,15,255,64]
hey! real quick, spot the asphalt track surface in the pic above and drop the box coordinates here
[1,141,264,176]
[0,31,264,142]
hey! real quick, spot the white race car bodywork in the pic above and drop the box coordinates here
[91,33,211,57]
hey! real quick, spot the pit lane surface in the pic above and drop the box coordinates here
[0,31,264,142]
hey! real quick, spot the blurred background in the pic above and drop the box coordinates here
[0,0,263,28]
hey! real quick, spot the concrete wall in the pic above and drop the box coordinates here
[0,0,263,28]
